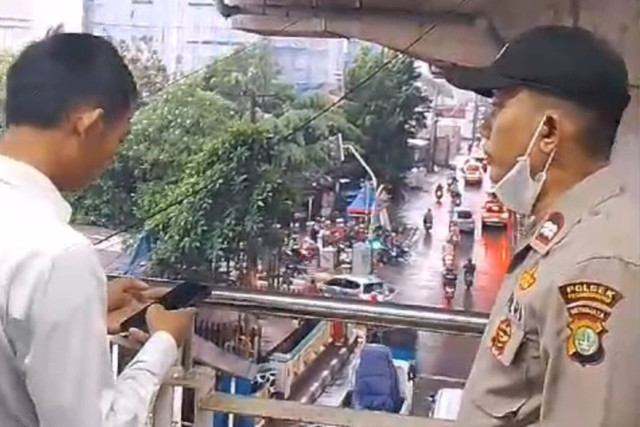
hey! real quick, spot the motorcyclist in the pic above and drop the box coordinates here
[463,258,476,285]
[423,208,433,230]
[435,183,444,201]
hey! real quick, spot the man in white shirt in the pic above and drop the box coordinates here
[0,33,196,426]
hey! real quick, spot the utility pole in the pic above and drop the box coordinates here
[429,88,440,172]
[470,93,479,154]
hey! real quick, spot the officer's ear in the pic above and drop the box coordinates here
[539,113,560,155]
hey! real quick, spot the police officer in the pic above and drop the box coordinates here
[442,26,639,426]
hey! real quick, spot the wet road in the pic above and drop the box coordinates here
[376,163,512,416]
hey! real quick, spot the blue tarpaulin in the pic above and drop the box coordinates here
[121,230,154,276]
[347,182,380,216]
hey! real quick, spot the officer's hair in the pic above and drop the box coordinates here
[532,92,619,161]
[5,33,137,129]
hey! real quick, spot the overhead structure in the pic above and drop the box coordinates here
[222,0,639,188]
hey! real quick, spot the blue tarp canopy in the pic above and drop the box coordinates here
[347,183,380,216]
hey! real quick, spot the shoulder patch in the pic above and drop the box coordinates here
[558,282,623,366]
[558,282,623,310]
[535,211,564,247]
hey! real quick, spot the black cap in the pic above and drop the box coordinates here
[445,26,630,121]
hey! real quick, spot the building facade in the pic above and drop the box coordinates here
[83,0,355,93]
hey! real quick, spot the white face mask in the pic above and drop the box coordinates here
[494,116,556,215]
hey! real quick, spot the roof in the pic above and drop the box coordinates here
[73,225,131,274]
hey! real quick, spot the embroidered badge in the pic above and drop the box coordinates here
[535,211,565,246]
[490,318,512,357]
[518,264,538,292]
[559,282,623,309]
[558,282,623,366]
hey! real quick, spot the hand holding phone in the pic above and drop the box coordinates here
[120,281,210,337]
[146,304,197,347]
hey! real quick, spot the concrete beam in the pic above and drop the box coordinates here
[231,13,501,65]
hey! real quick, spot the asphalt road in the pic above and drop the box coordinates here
[376,164,511,416]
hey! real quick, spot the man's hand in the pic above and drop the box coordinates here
[107,277,149,312]
[106,278,170,334]
[146,304,197,347]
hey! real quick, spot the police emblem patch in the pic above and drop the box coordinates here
[490,318,512,357]
[559,282,623,366]
[518,264,538,292]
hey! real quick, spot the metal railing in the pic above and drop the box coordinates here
[130,276,489,335]
[110,276,489,426]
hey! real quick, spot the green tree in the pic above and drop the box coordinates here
[140,123,292,280]
[202,43,295,119]
[115,37,170,104]
[71,43,357,281]
[71,82,236,228]
[344,48,429,189]
[0,50,16,132]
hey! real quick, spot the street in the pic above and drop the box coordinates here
[376,165,511,415]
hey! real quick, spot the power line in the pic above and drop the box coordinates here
[94,2,468,246]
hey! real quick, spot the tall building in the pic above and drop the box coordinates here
[0,0,83,51]
[83,0,354,93]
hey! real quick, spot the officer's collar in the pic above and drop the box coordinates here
[528,165,623,255]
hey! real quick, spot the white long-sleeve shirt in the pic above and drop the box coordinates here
[0,154,178,427]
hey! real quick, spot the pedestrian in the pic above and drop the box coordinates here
[0,34,196,426]
[442,26,638,426]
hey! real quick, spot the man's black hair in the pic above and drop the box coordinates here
[579,108,621,161]
[5,33,137,128]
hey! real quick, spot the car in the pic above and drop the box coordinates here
[452,208,475,233]
[318,275,397,302]
[469,151,489,172]
[462,161,483,186]
[482,191,509,227]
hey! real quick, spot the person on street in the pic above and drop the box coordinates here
[435,182,444,202]
[423,208,434,231]
[463,258,476,288]
[443,26,638,426]
[0,34,196,427]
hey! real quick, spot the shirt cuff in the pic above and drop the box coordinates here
[134,331,179,376]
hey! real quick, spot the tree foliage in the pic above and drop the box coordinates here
[71,44,354,279]
[115,37,170,104]
[202,44,295,119]
[0,50,16,131]
[343,48,429,188]
[70,43,428,280]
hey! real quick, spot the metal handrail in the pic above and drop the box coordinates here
[205,286,488,335]
[108,276,478,425]
[110,275,489,336]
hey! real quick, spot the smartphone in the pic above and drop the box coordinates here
[120,281,211,333]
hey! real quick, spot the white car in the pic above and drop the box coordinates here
[482,191,509,227]
[452,208,475,233]
[318,275,397,302]
[462,161,483,186]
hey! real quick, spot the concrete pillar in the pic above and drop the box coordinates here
[575,0,640,193]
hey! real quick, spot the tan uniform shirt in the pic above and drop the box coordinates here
[457,166,640,426]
